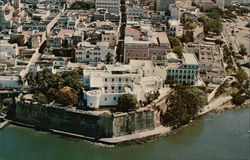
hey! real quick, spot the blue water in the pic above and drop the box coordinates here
[0,108,249,160]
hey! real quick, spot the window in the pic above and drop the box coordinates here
[104,86,108,90]
[112,78,114,82]
[113,97,116,100]
[105,78,107,82]
[118,86,122,90]
[119,78,121,82]
[111,86,115,90]
[105,97,107,101]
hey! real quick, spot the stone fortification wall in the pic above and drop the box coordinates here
[11,102,160,138]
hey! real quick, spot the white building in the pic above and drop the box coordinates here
[127,6,144,18]
[0,76,22,88]
[95,0,120,14]
[75,41,115,63]
[0,40,19,56]
[186,42,225,84]
[168,19,183,37]
[83,60,165,108]
[166,52,200,85]
[0,52,15,66]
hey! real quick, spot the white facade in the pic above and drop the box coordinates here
[169,3,181,20]
[168,19,183,37]
[75,42,115,63]
[127,6,143,17]
[0,41,19,56]
[83,61,165,108]
[101,30,117,47]
[95,0,120,14]
[0,76,22,88]
[166,52,200,85]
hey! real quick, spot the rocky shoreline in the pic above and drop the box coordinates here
[213,100,250,113]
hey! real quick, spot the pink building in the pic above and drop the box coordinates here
[124,27,171,63]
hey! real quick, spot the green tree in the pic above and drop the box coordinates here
[70,2,95,10]
[105,52,114,64]
[184,21,197,30]
[169,36,183,56]
[215,39,224,46]
[17,75,24,88]
[24,72,35,89]
[163,87,207,127]
[145,90,160,105]
[232,93,248,106]
[9,35,25,46]
[55,86,78,106]
[33,92,48,104]
[61,71,81,92]
[117,93,138,112]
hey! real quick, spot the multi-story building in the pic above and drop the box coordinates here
[83,60,164,108]
[0,76,22,88]
[186,41,225,84]
[95,0,120,14]
[166,52,200,85]
[75,41,115,63]
[127,6,144,18]
[168,19,183,37]
[101,30,117,47]
[216,0,225,9]
[0,1,14,30]
[156,0,171,11]
[124,26,171,64]
[0,40,19,56]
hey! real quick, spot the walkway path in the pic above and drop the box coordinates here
[199,95,232,116]
[100,126,171,144]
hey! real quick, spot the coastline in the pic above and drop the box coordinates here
[5,98,249,146]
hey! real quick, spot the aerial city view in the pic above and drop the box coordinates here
[0,0,249,159]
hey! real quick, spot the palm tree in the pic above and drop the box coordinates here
[24,72,35,90]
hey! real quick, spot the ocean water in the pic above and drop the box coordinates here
[0,108,249,160]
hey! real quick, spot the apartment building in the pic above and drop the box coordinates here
[95,0,120,14]
[166,52,200,85]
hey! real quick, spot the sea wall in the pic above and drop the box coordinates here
[112,108,159,137]
[13,102,113,138]
[11,101,160,138]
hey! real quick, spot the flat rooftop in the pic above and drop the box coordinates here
[182,52,199,65]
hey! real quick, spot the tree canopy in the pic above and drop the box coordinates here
[55,86,78,106]
[168,36,183,56]
[8,35,25,46]
[198,16,223,35]
[163,87,207,127]
[117,93,138,112]
[24,69,82,106]
[70,2,95,10]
